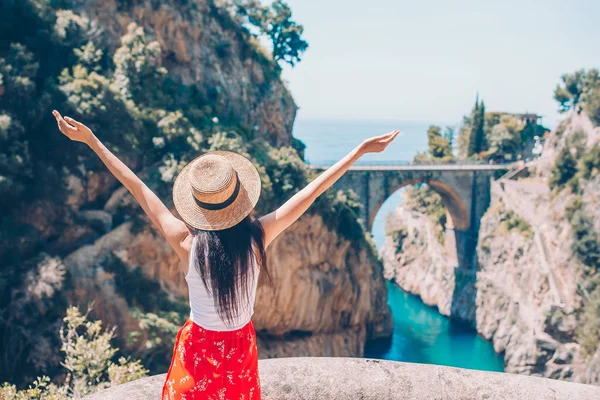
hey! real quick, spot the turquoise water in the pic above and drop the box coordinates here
[368,282,504,371]
[293,117,505,372]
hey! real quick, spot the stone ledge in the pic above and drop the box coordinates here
[86,357,600,399]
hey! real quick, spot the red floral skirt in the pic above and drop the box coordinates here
[162,319,260,400]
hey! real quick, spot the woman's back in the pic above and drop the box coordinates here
[186,235,260,331]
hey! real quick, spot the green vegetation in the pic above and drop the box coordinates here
[549,129,587,192]
[404,185,447,245]
[414,125,454,163]
[548,129,600,273]
[387,226,408,254]
[0,306,147,399]
[233,0,308,67]
[315,188,364,241]
[565,197,600,274]
[468,96,486,157]
[576,286,600,357]
[553,70,600,360]
[0,0,363,389]
[457,97,548,162]
[549,147,578,190]
[492,204,533,240]
[554,69,600,126]
[406,123,455,244]
[503,211,533,240]
[569,211,600,272]
[580,144,600,180]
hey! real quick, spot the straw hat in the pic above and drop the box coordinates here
[172,151,261,231]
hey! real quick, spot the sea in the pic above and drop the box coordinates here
[292,117,505,372]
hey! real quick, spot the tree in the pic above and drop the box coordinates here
[468,96,486,157]
[235,0,308,67]
[444,126,455,149]
[426,125,453,160]
[554,70,586,112]
[549,147,578,189]
[487,122,518,160]
[267,0,308,66]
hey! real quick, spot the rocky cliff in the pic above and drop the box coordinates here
[380,205,456,317]
[0,0,391,384]
[381,112,600,384]
[71,0,296,146]
[60,0,390,358]
[64,207,391,359]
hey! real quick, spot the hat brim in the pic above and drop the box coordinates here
[172,151,261,231]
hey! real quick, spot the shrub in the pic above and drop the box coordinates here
[261,145,308,210]
[503,211,533,239]
[580,144,600,179]
[387,226,409,254]
[314,189,364,241]
[0,306,148,399]
[549,147,578,190]
[404,184,447,244]
[493,205,533,240]
[576,286,600,356]
[584,85,600,126]
[568,209,600,272]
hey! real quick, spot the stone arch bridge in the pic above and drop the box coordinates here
[312,164,509,269]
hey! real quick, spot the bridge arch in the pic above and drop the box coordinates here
[367,179,470,232]
[322,164,505,270]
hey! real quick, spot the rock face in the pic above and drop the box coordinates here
[380,111,600,385]
[475,193,581,380]
[71,0,296,147]
[12,0,391,366]
[64,211,391,358]
[255,214,391,357]
[86,358,600,400]
[471,112,600,384]
[380,205,456,316]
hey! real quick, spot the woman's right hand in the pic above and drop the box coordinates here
[359,130,400,154]
[52,110,94,144]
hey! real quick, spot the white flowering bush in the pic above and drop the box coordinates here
[0,306,148,400]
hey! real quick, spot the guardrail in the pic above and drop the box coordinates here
[306,159,514,167]
[309,164,512,171]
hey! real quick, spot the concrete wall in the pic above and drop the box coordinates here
[87,357,600,399]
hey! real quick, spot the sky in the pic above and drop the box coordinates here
[277,0,600,128]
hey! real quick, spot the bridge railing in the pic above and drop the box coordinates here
[306,159,514,167]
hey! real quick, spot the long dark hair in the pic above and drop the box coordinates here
[191,216,270,328]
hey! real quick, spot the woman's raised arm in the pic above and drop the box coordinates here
[259,130,399,247]
[52,111,190,260]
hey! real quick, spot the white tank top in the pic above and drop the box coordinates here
[186,236,260,331]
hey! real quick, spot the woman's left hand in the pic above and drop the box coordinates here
[52,110,94,144]
[359,130,400,155]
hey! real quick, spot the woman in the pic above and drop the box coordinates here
[52,110,399,399]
